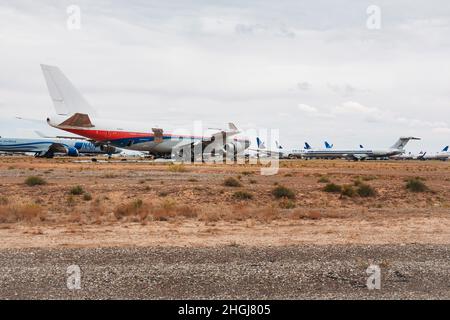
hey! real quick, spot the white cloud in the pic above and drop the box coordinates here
[0,1,449,152]
[432,127,450,134]
[333,101,379,114]
[297,104,318,113]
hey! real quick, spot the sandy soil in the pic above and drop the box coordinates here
[0,156,449,248]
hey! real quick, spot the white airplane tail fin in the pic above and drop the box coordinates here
[41,64,97,117]
[390,136,420,150]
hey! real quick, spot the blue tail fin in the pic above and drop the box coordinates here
[359,144,364,149]
[442,146,449,152]
[304,142,311,150]
[324,141,333,149]
[256,137,266,149]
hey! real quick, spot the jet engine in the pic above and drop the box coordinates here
[67,147,80,157]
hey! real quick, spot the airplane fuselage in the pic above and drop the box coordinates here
[47,117,250,157]
[0,137,119,156]
[288,148,401,159]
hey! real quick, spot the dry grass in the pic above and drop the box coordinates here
[0,203,45,223]
[291,209,322,220]
[113,198,199,222]
[168,163,188,173]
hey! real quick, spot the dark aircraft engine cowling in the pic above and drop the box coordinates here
[67,147,80,157]
[223,142,242,155]
[100,145,117,154]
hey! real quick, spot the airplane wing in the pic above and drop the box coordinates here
[346,153,369,160]
[248,148,282,157]
[209,123,240,140]
[173,122,246,161]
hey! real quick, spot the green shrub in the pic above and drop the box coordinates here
[341,185,357,197]
[69,185,84,195]
[405,178,428,192]
[318,176,330,183]
[223,177,242,187]
[279,199,296,209]
[362,175,377,181]
[323,183,342,193]
[0,196,8,205]
[25,176,46,186]
[357,184,377,197]
[83,193,92,201]
[272,185,296,199]
[233,191,253,200]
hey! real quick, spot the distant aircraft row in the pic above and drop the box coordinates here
[254,139,449,161]
[0,64,445,161]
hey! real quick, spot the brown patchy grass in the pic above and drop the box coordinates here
[0,203,45,223]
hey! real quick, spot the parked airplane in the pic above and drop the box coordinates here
[301,137,420,160]
[254,139,304,159]
[391,146,449,161]
[41,65,250,161]
[255,137,420,160]
[0,137,120,158]
[418,146,449,161]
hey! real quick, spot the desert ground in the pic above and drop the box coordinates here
[0,156,449,299]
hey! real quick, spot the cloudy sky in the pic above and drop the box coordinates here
[0,0,449,152]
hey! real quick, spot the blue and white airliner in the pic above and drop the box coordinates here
[0,137,121,158]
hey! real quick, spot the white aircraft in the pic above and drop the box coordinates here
[41,65,250,161]
[253,138,306,159]
[392,146,449,161]
[418,146,449,161]
[300,137,420,160]
[0,136,121,158]
[255,137,420,160]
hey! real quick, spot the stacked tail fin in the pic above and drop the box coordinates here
[256,137,266,149]
[41,64,96,116]
[390,137,420,150]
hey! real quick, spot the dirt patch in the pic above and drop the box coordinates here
[1,157,449,248]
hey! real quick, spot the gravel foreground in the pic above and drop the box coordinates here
[0,245,449,299]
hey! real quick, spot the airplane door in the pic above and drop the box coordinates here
[152,128,164,143]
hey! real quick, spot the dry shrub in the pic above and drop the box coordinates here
[175,205,198,218]
[223,177,242,187]
[292,209,322,220]
[67,211,82,224]
[114,199,149,221]
[113,198,199,222]
[0,203,45,223]
[278,198,296,209]
[168,164,188,173]
[88,200,107,224]
[198,211,220,223]
[259,205,279,222]
[217,204,280,223]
